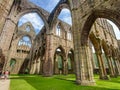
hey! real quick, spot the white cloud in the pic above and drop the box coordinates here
[18,13,44,34]
[29,0,60,12]
[58,8,72,25]
[46,0,60,11]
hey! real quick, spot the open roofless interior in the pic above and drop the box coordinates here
[0,0,120,89]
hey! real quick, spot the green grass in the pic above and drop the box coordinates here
[10,74,120,90]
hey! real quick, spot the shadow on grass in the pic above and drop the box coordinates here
[10,74,120,90]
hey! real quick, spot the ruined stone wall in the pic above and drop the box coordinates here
[90,18,118,69]
[118,40,120,50]
[0,0,120,85]
[0,0,14,34]
[6,22,36,74]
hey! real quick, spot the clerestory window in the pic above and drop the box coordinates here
[56,25,61,36]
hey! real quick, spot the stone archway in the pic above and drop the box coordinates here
[67,49,75,74]
[81,9,120,45]
[72,3,120,85]
[53,46,66,75]
[48,0,70,28]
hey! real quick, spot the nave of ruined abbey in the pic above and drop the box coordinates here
[0,0,120,86]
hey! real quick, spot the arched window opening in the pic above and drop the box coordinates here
[67,50,74,74]
[58,8,72,25]
[89,17,120,80]
[17,36,31,54]
[68,56,72,70]
[107,20,120,40]
[67,31,72,40]
[18,12,44,34]
[56,48,61,52]
[58,55,63,69]
[56,25,61,36]
[10,59,16,71]
[54,47,65,74]
[26,25,31,32]
[10,59,16,67]
[18,36,31,47]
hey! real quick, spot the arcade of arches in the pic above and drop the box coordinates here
[0,0,120,86]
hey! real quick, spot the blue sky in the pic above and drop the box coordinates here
[107,20,120,40]
[58,9,72,25]
[18,13,44,34]
[29,0,60,12]
[18,0,72,34]
[18,0,120,40]
[29,0,72,25]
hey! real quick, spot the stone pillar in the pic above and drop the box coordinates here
[112,49,120,76]
[54,55,59,74]
[114,59,120,76]
[76,45,95,86]
[35,58,41,74]
[43,34,53,76]
[71,3,95,85]
[30,61,36,74]
[109,57,116,77]
[63,58,68,75]
[95,49,108,80]
[40,59,43,74]
[116,60,120,75]
[71,58,75,73]
[85,44,95,82]
[106,56,115,77]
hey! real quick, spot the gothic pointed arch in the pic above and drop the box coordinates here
[48,0,70,28]
[53,45,66,74]
[81,9,120,45]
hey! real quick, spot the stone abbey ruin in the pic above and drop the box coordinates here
[0,0,120,86]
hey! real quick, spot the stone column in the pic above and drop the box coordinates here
[106,56,115,77]
[71,58,75,73]
[71,2,95,85]
[112,49,120,76]
[30,61,36,74]
[77,45,95,86]
[71,9,81,85]
[35,58,41,74]
[40,59,43,74]
[109,57,116,77]
[116,60,120,75]
[63,58,68,75]
[85,44,95,82]
[43,33,53,76]
[114,59,120,76]
[95,49,108,80]
[54,55,59,74]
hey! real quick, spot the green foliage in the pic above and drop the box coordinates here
[10,74,120,90]
[93,53,99,67]
[68,57,72,70]
[93,53,108,68]
[58,56,62,69]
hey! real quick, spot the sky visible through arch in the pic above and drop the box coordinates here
[18,13,44,34]
[18,0,120,40]
[29,0,60,13]
[107,20,120,40]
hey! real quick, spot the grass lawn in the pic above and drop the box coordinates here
[10,74,120,90]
